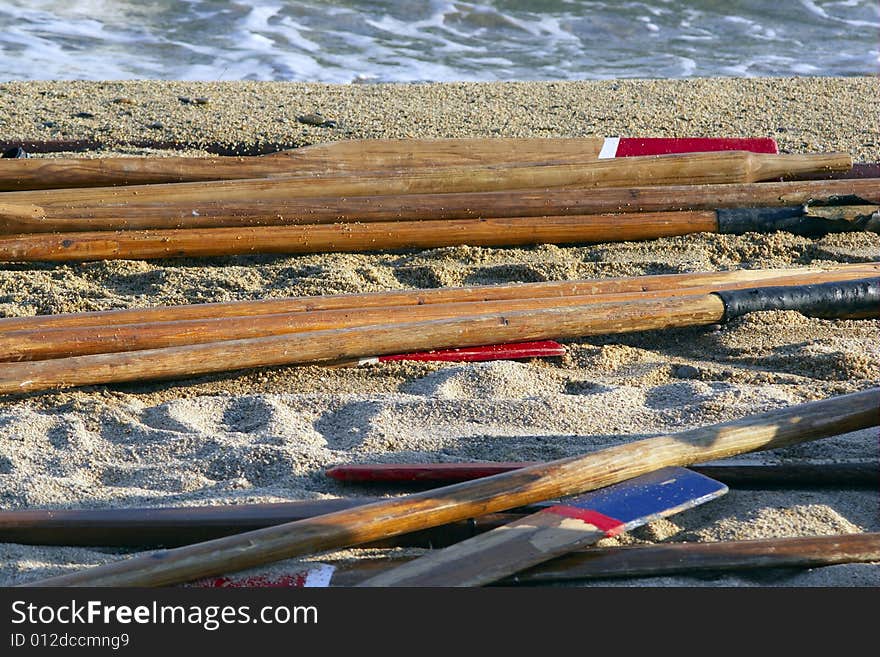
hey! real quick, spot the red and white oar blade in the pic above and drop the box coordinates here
[357,467,728,587]
[357,340,565,365]
[603,136,778,158]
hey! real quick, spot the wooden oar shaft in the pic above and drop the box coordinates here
[1,262,876,332]
[0,294,727,395]
[0,138,625,191]
[4,276,878,398]
[21,388,879,586]
[326,462,880,488]
[1,151,852,209]
[11,178,880,234]
[5,266,878,361]
[326,532,880,585]
[5,200,877,262]
[0,213,722,262]
[0,498,525,549]
[7,462,870,548]
[503,532,880,584]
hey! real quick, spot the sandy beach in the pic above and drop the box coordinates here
[0,77,877,587]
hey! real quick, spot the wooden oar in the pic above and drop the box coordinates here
[199,533,880,587]
[6,178,880,234]
[2,262,875,332]
[500,532,880,585]
[6,462,855,549]
[1,203,875,263]
[0,151,851,209]
[325,462,880,489]
[358,467,728,586]
[3,266,877,361]
[0,498,530,549]
[19,387,880,587]
[0,278,875,395]
[0,137,780,191]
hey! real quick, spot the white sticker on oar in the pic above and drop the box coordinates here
[598,136,620,159]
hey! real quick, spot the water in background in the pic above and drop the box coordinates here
[0,1,877,82]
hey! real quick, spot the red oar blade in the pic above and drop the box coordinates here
[609,137,778,158]
[358,340,565,365]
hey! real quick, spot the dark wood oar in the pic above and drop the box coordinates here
[5,266,877,361]
[19,387,880,587]
[0,137,781,191]
[0,498,529,549]
[325,462,879,489]
[357,467,728,586]
[500,532,880,585]
[0,151,852,209]
[200,533,880,587]
[1,204,876,263]
[0,278,875,396]
[7,178,879,234]
[3,262,875,333]
[4,462,868,549]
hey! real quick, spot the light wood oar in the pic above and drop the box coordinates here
[2,137,624,190]
[6,178,879,234]
[2,203,876,263]
[19,387,880,586]
[0,137,782,190]
[0,151,851,209]
[0,278,875,396]
[3,265,878,361]
[2,262,876,332]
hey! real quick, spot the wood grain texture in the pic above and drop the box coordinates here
[0,294,726,394]
[0,498,525,549]
[0,213,721,262]
[4,265,878,361]
[321,532,880,586]
[20,387,879,586]
[324,461,880,488]
[1,262,875,332]
[356,467,727,586]
[503,532,880,584]
[0,137,621,191]
[12,178,880,233]
[0,151,852,209]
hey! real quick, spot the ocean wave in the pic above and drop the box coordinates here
[0,0,876,81]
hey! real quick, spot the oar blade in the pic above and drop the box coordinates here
[358,466,727,587]
[374,340,566,364]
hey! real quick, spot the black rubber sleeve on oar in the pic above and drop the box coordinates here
[716,205,877,237]
[1,147,27,158]
[716,278,880,322]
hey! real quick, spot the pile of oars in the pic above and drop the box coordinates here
[0,263,877,395]
[15,387,880,586]
[2,139,877,588]
[0,137,876,262]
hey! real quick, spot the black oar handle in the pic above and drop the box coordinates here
[716,204,879,237]
[716,277,880,321]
